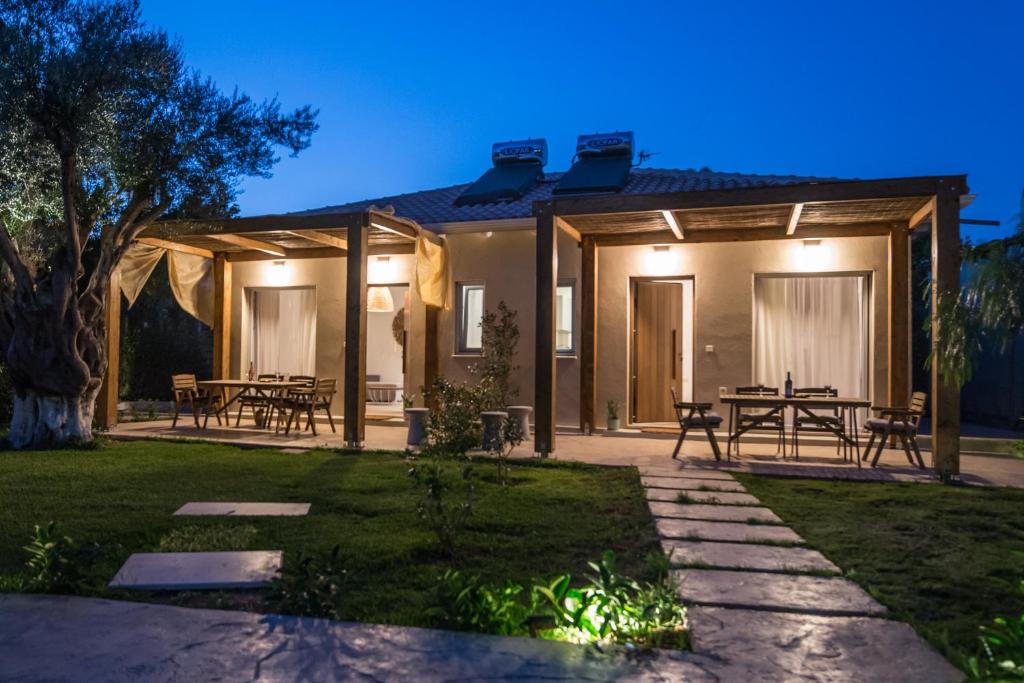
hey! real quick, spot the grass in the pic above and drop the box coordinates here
[735,473,1024,669]
[0,440,662,628]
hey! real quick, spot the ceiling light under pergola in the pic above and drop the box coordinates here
[367,286,394,313]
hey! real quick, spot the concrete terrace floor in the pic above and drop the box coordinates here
[109,418,1024,489]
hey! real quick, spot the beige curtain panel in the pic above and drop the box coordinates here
[118,243,215,327]
[414,235,450,310]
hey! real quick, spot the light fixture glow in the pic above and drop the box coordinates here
[266,260,290,286]
[643,245,677,275]
[367,286,394,312]
[368,256,395,284]
[792,239,832,271]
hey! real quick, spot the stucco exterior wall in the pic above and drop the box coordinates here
[594,236,890,427]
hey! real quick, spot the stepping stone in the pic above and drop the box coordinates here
[640,468,737,481]
[109,551,283,590]
[642,476,746,492]
[649,502,782,524]
[657,518,803,544]
[646,488,761,505]
[174,502,311,517]
[673,569,886,616]
[689,607,962,683]
[664,540,839,573]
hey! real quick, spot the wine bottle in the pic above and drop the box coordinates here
[784,371,793,398]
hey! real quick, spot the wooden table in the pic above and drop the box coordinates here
[719,393,871,466]
[197,380,303,427]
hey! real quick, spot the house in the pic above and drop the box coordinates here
[99,132,967,473]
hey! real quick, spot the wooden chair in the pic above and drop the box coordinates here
[171,374,222,429]
[863,391,927,469]
[790,387,844,460]
[280,378,337,436]
[670,387,724,460]
[733,385,786,456]
[236,373,281,427]
[289,375,316,388]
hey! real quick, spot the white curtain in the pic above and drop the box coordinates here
[249,288,317,377]
[754,275,869,407]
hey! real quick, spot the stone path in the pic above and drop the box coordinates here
[174,502,311,516]
[109,551,283,590]
[641,464,963,682]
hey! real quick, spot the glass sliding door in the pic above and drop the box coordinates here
[248,287,317,377]
[753,274,870,405]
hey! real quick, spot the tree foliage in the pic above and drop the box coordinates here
[0,0,316,445]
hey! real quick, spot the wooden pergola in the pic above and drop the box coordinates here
[96,209,442,448]
[533,175,966,475]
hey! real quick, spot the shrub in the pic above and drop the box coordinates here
[469,301,520,411]
[967,580,1024,681]
[407,455,476,558]
[0,362,13,429]
[486,414,525,487]
[421,377,482,457]
[158,524,258,552]
[23,522,95,594]
[1014,440,1024,459]
[428,569,537,636]
[266,545,349,620]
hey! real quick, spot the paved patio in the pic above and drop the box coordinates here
[109,418,1024,488]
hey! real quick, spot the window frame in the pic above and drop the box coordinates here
[556,279,577,357]
[454,281,485,355]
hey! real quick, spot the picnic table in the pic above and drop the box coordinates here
[719,393,871,465]
[197,379,303,427]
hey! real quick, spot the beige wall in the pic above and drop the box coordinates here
[229,254,417,411]
[594,236,890,427]
[437,229,581,424]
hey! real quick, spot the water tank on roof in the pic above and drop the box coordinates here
[575,131,634,158]
[491,139,548,166]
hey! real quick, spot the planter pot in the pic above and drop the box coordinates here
[480,411,509,451]
[404,408,429,446]
[606,417,621,431]
[506,405,533,439]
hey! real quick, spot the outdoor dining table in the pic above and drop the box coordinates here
[196,379,303,427]
[719,393,871,466]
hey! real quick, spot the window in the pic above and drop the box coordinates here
[248,287,317,376]
[556,282,575,355]
[456,283,484,353]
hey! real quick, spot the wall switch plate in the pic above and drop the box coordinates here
[705,344,714,353]
[719,387,728,396]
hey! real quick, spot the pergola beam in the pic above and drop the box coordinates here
[590,222,898,247]
[786,203,804,235]
[224,243,414,262]
[579,237,598,433]
[208,233,286,257]
[343,216,369,448]
[662,210,684,240]
[136,237,214,258]
[288,230,347,251]
[555,216,582,243]
[212,254,231,380]
[909,198,935,230]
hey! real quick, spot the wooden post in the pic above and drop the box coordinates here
[344,216,369,448]
[424,306,439,393]
[931,182,962,477]
[888,225,912,413]
[212,253,232,380]
[96,268,121,430]
[534,205,558,455]
[580,236,598,433]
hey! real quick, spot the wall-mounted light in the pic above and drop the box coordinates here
[266,260,290,286]
[792,239,832,271]
[643,245,677,275]
[368,256,395,284]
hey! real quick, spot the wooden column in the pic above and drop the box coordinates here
[931,183,962,476]
[580,236,598,433]
[343,217,369,448]
[96,268,121,430]
[534,205,558,455]
[212,253,232,379]
[887,225,912,411]
[424,306,439,393]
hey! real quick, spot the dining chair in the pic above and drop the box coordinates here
[236,373,281,427]
[790,386,844,460]
[670,387,724,460]
[280,378,337,436]
[170,373,222,429]
[733,385,785,456]
[863,391,927,468]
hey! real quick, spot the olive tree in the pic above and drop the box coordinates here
[0,0,317,447]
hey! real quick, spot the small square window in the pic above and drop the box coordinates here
[556,282,575,355]
[456,283,484,353]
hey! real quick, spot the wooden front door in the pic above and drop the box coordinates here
[633,281,683,423]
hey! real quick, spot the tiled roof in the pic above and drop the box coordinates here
[297,167,838,226]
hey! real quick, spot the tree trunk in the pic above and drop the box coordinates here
[8,384,100,449]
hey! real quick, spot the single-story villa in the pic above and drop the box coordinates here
[97,132,967,473]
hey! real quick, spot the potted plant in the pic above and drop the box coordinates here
[606,400,621,431]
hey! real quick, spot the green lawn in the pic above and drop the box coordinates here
[0,440,661,626]
[735,474,1024,669]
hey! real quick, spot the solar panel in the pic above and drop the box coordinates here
[553,155,632,195]
[454,162,544,207]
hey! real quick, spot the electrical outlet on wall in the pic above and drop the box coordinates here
[705,345,714,353]
[719,387,728,397]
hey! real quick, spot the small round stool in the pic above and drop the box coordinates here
[506,405,533,438]
[480,411,509,451]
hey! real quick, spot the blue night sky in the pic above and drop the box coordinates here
[141,1,1023,242]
